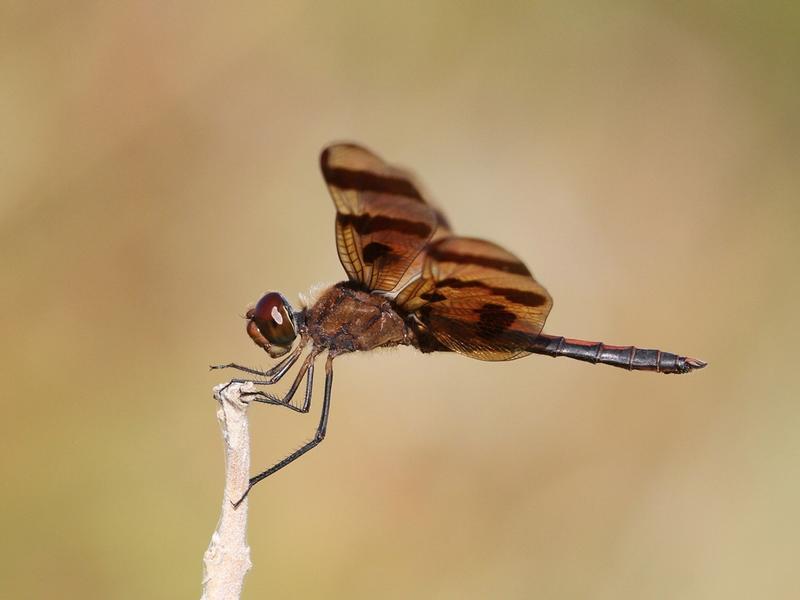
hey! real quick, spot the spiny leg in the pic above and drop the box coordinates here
[234,353,335,507]
[210,340,305,380]
[243,351,318,414]
[214,342,306,396]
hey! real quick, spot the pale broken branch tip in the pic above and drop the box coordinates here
[201,382,256,600]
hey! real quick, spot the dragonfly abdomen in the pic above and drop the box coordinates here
[529,334,706,374]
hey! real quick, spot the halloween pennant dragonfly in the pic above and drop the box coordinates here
[213,143,706,503]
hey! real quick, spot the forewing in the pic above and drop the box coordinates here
[393,200,453,293]
[397,237,553,361]
[320,143,439,292]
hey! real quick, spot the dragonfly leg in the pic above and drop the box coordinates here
[214,342,306,393]
[209,340,306,378]
[234,353,334,507]
[243,351,318,414]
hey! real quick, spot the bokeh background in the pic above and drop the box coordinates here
[2,2,799,598]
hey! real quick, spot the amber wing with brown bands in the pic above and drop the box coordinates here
[321,143,447,292]
[393,202,453,294]
[397,236,553,361]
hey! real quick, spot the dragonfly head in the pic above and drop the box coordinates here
[246,292,297,358]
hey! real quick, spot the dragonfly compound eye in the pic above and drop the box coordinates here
[247,292,297,356]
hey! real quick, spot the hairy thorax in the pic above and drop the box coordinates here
[304,282,412,354]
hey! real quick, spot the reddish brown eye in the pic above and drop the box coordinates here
[250,292,297,348]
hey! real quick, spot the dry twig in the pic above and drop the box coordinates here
[201,382,254,600]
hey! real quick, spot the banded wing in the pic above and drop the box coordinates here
[394,199,453,293]
[396,237,553,361]
[321,143,446,292]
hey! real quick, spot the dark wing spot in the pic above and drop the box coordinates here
[436,278,547,307]
[322,165,425,202]
[497,289,548,307]
[475,303,517,339]
[337,213,432,238]
[363,242,393,264]
[364,215,431,237]
[427,250,531,276]
[419,291,447,302]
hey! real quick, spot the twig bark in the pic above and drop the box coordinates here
[201,382,254,600]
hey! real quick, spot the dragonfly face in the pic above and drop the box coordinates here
[245,291,297,358]
[215,142,706,505]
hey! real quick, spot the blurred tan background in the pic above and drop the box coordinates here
[2,2,799,598]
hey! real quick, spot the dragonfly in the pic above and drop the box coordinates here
[213,142,706,503]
